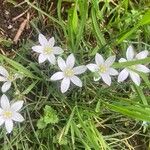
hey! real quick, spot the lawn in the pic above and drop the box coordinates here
[0,0,150,149]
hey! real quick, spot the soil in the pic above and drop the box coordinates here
[0,0,30,55]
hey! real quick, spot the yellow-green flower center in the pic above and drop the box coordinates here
[99,65,107,73]
[3,111,12,119]
[44,46,53,54]
[64,69,74,77]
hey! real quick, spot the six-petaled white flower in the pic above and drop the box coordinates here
[32,34,63,64]
[50,54,87,93]
[0,94,24,133]
[0,66,20,93]
[86,53,118,86]
[118,45,150,86]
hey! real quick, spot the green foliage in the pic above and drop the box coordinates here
[37,105,59,129]
[1,0,150,149]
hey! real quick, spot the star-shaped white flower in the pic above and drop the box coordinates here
[86,53,118,86]
[50,54,87,93]
[0,94,24,133]
[0,66,20,93]
[118,45,150,86]
[32,33,63,64]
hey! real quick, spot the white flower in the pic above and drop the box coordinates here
[0,66,19,93]
[32,34,63,64]
[118,45,150,86]
[86,53,118,86]
[50,54,87,93]
[0,94,24,133]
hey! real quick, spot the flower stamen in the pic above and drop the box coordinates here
[3,111,12,119]
[44,46,53,54]
[64,69,74,77]
[99,65,107,73]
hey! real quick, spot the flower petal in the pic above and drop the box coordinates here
[61,78,70,93]
[130,71,141,86]
[136,50,149,59]
[12,112,24,122]
[11,101,24,112]
[0,108,3,114]
[119,58,127,63]
[39,34,48,46]
[73,66,87,75]
[101,74,111,86]
[126,45,134,60]
[58,57,66,71]
[5,119,13,133]
[50,72,64,81]
[0,116,4,126]
[53,47,63,55]
[66,54,75,68]
[1,94,10,109]
[109,68,118,76]
[0,66,9,77]
[118,69,129,82]
[71,76,82,87]
[38,54,47,63]
[32,45,43,53]
[48,37,55,47]
[47,54,56,65]
[105,55,116,67]
[136,65,150,73]
[1,81,11,93]
[95,53,104,65]
[0,76,7,82]
[86,64,98,72]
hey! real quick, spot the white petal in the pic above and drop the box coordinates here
[50,72,64,81]
[126,45,135,60]
[61,78,70,93]
[109,68,118,76]
[32,45,43,53]
[66,54,75,68]
[1,94,10,109]
[0,66,9,77]
[38,54,47,63]
[5,119,13,133]
[101,74,111,86]
[119,58,127,63]
[1,81,11,93]
[12,112,24,122]
[105,55,116,67]
[0,108,3,114]
[11,101,24,112]
[47,54,56,65]
[0,76,7,82]
[86,64,98,72]
[39,34,48,46]
[71,76,82,87]
[136,50,149,59]
[73,66,87,75]
[53,47,63,55]
[118,69,129,82]
[58,57,66,71]
[136,65,150,73]
[48,37,55,47]
[130,71,141,86]
[95,53,104,65]
[0,116,4,126]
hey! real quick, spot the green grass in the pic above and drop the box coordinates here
[1,0,150,149]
